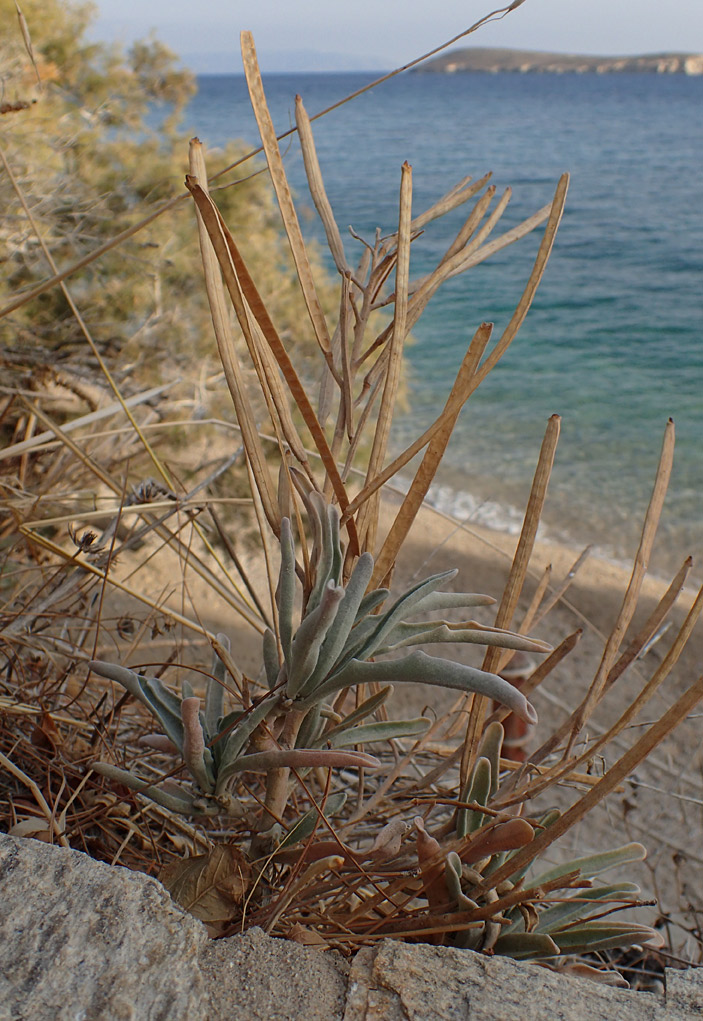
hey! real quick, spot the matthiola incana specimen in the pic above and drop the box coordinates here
[91,493,547,843]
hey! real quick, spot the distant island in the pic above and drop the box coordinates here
[416,47,703,76]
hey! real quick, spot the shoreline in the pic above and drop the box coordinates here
[387,477,701,608]
[415,47,703,76]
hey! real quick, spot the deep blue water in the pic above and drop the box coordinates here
[183,71,703,577]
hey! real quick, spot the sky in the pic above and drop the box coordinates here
[90,0,703,73]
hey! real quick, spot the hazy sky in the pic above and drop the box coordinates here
[91,0,703,72]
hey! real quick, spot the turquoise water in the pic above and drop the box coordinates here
[184,71,703,577]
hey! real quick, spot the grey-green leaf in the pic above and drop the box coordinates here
[263,628,280,689]
[457,756,492,838]
[92,762,199,815]
[354,586,390,622]
[327,717,431,748]
[318,685,393,743]
[307,492,337,611]
[530,843,646,887]
[303,552,375,690]
[478,721,504,798]
[535,883,641,934]
[444,851,478,910]
[137,675,185,751]
[276,517,297,665]
[89,660,149,706]
[215,693,281,795]
[276,791,347,851]
[345,569,459,663]
[410,591,496,614]
[89,664,184,749]
[492,932,560,960]
[550,922,660,955]
[204,633,229,739]
[296,704,323,749]
[307,651,538,725]
[287,581,345,697]
[375,622,551,655]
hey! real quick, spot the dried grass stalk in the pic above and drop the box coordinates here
[357,161,413,557]
[370,322,493,588]
[565,418,675,744]
[240,32,334,366]
[461,413,560,784]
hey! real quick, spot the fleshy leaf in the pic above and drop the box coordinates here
[307,493,338,611]
[307,651,538,725]
[326,717,430,748]
[375,621,551,655]
[302,552,375,691]
[328,504,343,592]
[530,842,646,887]
[550,922,663,955]
[493,932,560,960]
[276,517,296,664]
[367,817,409,860]
[444,851,478,910]
[534,883,641,934]
[460,817,534,864]
[317,685,393,743]
[287,581,345,697]
[92,762,200,815]
[262,628,280,689]
[205,633,229,739]
[181,697,215,793]
[136,675,185,751]
[224,748,381,773]
[478,721,504,798]
[215,693,282,795]
[89,660,149,707]
[276,791,347,850]
[457,756,492,838]
[409,591,496,614]
[353,586,390,622]
[295,704,323,749]
[89,661,185,751]
[344,569,459,662]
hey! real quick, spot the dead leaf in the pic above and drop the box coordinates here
[287,923,332,950]
[557,962,630,988]
[367,817,408,861]
[31,712,60,754]
[159,844,251,923]
[7,818,52,841]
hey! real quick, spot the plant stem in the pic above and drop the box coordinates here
[260,708,306,828]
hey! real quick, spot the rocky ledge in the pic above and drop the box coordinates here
[2,832,703,1020]
[417,47,703,76]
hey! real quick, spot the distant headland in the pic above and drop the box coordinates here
[415,47,703,76]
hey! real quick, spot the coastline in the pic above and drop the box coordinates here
[415,47,703,76]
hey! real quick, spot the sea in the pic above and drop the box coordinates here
[181,70,703,581]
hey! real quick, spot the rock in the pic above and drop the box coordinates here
[667,969,703,1015]
[343,940,699,1021]
[3,833,703,1021]
[0,833,207,1021]
[200,927,349,1021]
